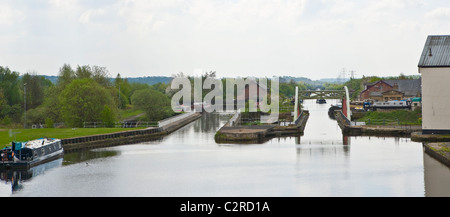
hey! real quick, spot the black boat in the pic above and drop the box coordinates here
[316,99,327,104]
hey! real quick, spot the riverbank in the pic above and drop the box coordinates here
[62,112,202,152]
[1,112,202,152]
[0,128,147,148]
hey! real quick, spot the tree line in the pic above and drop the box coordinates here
[0,64,173,128]
[1,64,418,129]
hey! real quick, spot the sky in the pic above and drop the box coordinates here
[1,0,449,80]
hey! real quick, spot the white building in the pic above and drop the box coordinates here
[418,35,450,134]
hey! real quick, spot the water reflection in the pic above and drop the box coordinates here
[0,158,62,194]
[193,112,226,133]
[63,149,120,166]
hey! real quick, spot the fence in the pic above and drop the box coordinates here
[227,110,241,126]
[364,119,420,126]
[83,121,158,128]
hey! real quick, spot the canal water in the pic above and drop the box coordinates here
[1,100,449,197]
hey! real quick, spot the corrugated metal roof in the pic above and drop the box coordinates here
[418,35,450,67]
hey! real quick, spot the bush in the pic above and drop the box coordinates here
[131,89,173,121]
[60,79,117,127]
[101,105,116,128]
[45,117,54,128]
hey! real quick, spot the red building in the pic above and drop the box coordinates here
[359,79,421,102]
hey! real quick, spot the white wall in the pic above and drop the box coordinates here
[420,67,450,130]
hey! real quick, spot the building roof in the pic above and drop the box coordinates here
[362,79,421,98]
[418,35,450,67]
[383,79,421,97]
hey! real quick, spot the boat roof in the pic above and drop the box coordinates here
[25,138,59,149]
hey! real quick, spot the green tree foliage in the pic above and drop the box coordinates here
[40,85,63,123]
[150,82,169,94]
[60,79,116,127]
[57,64,75,87]
[131,88,173,121]
[0,66,24,123]
[115,73,131,109]
[0,66,21,106]
[22,72,52,110]
[100,105,116,127]
[25,106,46,126]
[0,90,7,119]
[45,117,54,128]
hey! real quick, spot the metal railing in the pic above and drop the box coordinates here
[364,119,421,126]
[83,121,158,128]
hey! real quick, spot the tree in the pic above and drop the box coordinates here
[75,65,92,79]
[40,85,63,123]
[60,79,117,127]
[100,105,116,128]
[91,65,111,87]
[0,66,21,106]
[0,89,7,119]
[131,89,173,121]
[21,72,51,110]
[57,64,75,87]
[114,73,131,108]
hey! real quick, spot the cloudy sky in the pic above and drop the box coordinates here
[1,0,449,80]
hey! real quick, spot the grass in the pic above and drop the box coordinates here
[356,110,422,125]
[0,128,145,148]
[119,108,145,120]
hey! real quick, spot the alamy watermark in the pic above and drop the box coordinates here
[170,76,279,123]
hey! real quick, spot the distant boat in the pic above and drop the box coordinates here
[0,138,63,170]
[316,99,327,104]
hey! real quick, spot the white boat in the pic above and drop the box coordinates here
[1,138,64,169]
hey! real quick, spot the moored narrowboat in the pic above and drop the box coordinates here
[1,138,64,169]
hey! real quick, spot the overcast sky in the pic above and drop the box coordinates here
[1,0,449,80]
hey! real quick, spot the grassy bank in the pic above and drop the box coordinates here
[0,128,145,148]
[356,110,422,125]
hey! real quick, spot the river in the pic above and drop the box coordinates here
[1,99,449,197]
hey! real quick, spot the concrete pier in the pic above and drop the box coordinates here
[215,111,309,144]
[334,110,421,136]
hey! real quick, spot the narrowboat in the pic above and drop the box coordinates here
[0,138,63,169]
[365,100,412,111]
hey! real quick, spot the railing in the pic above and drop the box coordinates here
[226,109,241,127]
[279,105,294,112]
[363,119,421,128]
[61,127,164,145]
[83,121,158,128]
